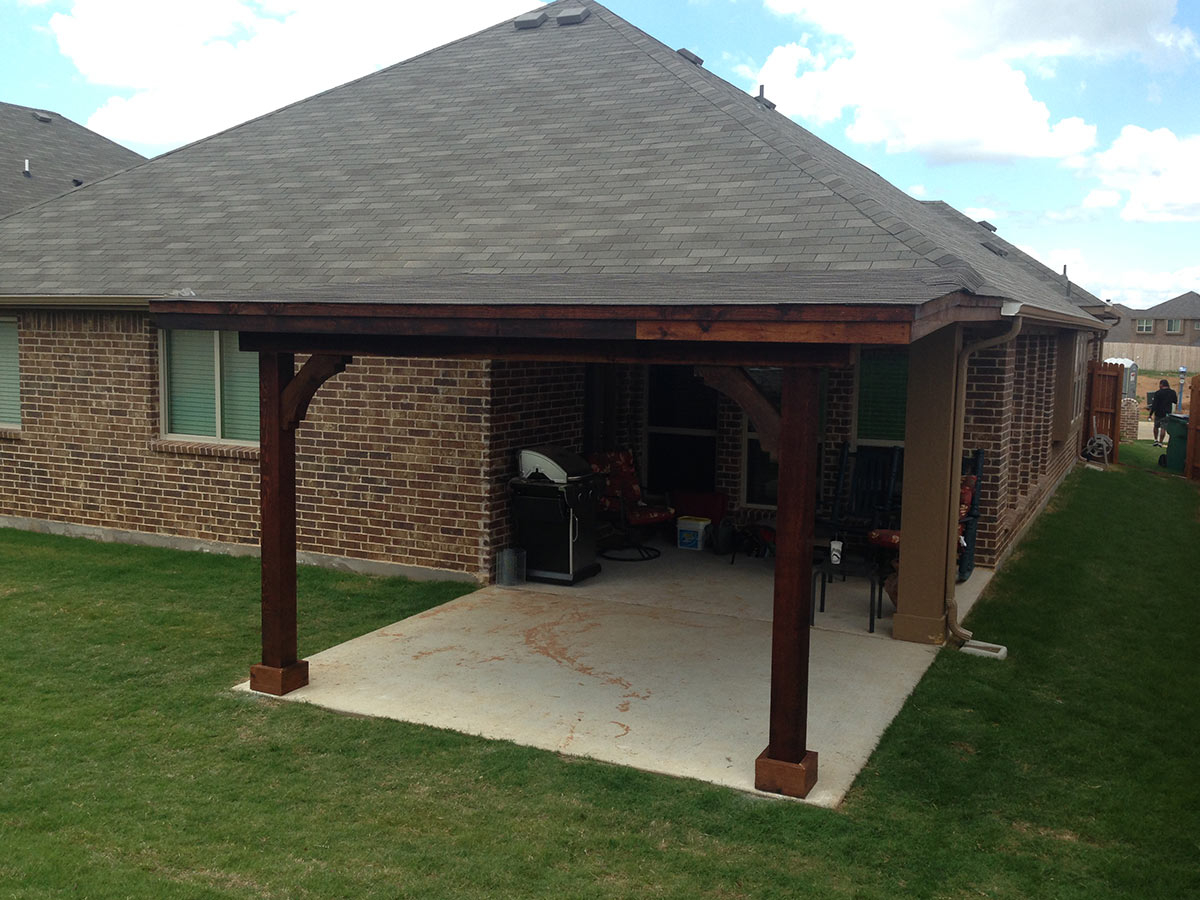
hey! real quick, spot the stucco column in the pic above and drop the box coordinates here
[894,325,960,644]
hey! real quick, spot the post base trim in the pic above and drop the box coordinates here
[250,660,310,695]
[755,748,818,798]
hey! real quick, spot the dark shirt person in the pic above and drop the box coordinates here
[1148,379,1179,447]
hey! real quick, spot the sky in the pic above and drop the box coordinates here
[2,0,1198,310]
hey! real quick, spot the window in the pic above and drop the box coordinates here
[644,365,718,493]
[0,317,18,427]
[1165,319,1183,334]
[1135,319,1153,334]
[161,330,258,442]
[1052,331,1088,443]
[856,348,908,444]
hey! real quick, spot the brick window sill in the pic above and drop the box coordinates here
[0,427,20,441]
[150,439,260,460]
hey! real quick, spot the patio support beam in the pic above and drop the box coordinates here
[894,325,960,644]
[250,350,307,695]
[755,365,819,798]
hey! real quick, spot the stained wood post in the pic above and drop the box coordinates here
[754,365,819,798]
[250,350,308,695]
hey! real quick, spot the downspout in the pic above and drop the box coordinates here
[945,304,1023,644]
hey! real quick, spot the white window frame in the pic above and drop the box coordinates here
[1135,319,1153,334]
[0,316,18,428]
[158,329,259,445]
[1165,319,1183,334]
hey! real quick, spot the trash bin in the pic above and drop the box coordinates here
[1163,414,1189,473]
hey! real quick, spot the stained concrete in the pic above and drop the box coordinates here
[236,543,992,808]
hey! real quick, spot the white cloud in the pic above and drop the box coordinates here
[1087,125,1200,222]
[45,0,541,152]
[964,207,998,222]
[907,184,926,198]
[1082,189,1122,208]
[748,0,1197,162]
[1021,242,1200,308]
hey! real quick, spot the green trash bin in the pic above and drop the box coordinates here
[1163,414,1189,473]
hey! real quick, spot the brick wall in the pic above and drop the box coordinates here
[1119,397,1140,442]
[485,360,586,576]
[1,310,498,579]
[963,331,1089,567]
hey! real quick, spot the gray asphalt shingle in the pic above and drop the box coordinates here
[0,102,143,218]
[0,1,1100,325]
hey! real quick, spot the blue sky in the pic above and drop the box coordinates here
[3,0,1197,309]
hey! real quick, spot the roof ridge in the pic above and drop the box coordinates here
[588,2,979,282]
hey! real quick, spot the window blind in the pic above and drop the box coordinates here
[219,331,259,441]
[857,349,908,442]
[166,330,217,436]
[0,320,19,426]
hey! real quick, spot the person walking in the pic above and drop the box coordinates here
[1148,379,1179,447]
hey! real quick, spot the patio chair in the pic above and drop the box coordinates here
[586,449,675,561]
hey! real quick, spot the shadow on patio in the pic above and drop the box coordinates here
[238,542,991,808]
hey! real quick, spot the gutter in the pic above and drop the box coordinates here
[945,302,1023,644]
[0,295,152,310]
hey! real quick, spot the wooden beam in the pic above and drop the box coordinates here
[281,354,352,431]
[695,366,781,456]
[754,365,819,798]
[238,333,855,368]
[249,351,307,696]
[635,320,910,344]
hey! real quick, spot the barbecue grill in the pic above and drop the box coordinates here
[510,446,601,585]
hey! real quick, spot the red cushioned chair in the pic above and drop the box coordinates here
[586,449,675,561]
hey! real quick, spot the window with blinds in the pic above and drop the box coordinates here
[0,318,18,427]
[163,330,258,442]
[856,348,908,443]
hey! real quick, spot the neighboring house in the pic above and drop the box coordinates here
[1134,292,1200,345]
[0,101,143,217]
[1105,292,1200,372]
[0,1,1109,793]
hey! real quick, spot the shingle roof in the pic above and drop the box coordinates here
[0,1,1100,327]
[1145,291,1200,318]
[0,102,143,218]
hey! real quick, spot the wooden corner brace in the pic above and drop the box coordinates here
[280,354,352,430]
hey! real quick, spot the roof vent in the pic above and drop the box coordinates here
[32,111,53,123]
[513,10,547,29]
[755,85,776,111]
[677,48,704,66]
[978,220,997,232]
[556,6,590,25]
[982,240,1008,257]
[72,178,84,186]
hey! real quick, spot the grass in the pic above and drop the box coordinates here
[2,462,1198,899]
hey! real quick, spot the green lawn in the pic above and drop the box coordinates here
[2,462,1198,899]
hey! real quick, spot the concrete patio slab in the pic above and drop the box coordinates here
[236,544,993,808]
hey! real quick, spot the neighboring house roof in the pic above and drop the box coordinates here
[1104,303,1139,341]
[0,1,1100,329]
[1145,291,1200,319]
[0,101,144,218]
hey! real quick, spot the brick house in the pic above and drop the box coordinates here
[1,2,1107,792]
[1104,292,1200,373]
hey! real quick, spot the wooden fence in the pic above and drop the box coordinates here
[1186,375,1200,483]
[1084,360,1124,463]
[1103,342,1200,373]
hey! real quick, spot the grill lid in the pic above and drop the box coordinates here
[519,446,592,482]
